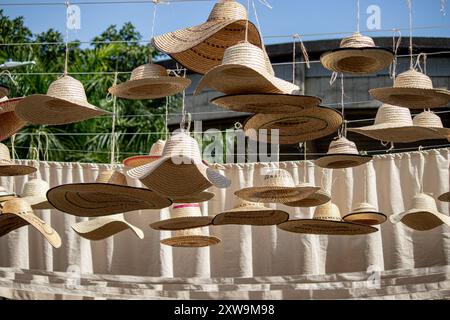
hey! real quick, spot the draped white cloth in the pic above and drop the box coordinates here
[0,148,449,299]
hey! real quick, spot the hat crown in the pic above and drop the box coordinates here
[394,69,433,89]
[1,198,33,214]
[0,143,11,163]
[313,201,342,221]
[413,111,443,128]
[410,193,438,212]
[352,202,377,213]
[96,170,128,186]
[171,203,202,218]
[207,0,247,21]
[21,178,49,197]
[221,42,272,75]
[262,169,295,188]
[327,137,359,155]
[149,139,166,156]
[340,32,375,48]
[374,104,413,126]
[162,132,202,162]
[130,63,168,81]
[235,199,265,209]
[47,75,88,102]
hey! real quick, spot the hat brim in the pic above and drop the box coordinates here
[195,64,299,96]
[348,125,447,143]
[320,47,394,74]
[127,157,230,198]
[389,209,450,231]
[369,87,450,109]
[171,191,215,203]
[284,190,331,207]
[315,154,373,169]
[244,106,343,145]
[15,94,111,125]
[153,20,262,75]
[0,111,27,142]
[150,216,213,231]
[277,219,378,235]
[0,86,9,99]
[123,155,161,168]
[161,235,221,247]
[108,77,191,100]
[46,183,172,217]
[72,218,144,240]
[212,208,289,226]
[0,164,37,177]
[211,93,321,114]
[342,211,387,225]
[234,186,319,204]
[438,192,450,202]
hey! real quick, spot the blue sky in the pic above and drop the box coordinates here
[1,0,449,45]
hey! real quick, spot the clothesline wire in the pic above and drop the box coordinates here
[0,0,215,6]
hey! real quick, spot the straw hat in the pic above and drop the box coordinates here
[438,192,450,202]
[194,42,299,95]
[234,169,319,204]
[348,104,446,143]
[171,191,215,203]
[244,106,343,145]
[46,170,172,217]
[123,139,166,168]
[277,201,378,235]
[210,93,321,114]
[0,85,8,99]
[15,75,111,125]
[0,198,61,248]
[390,193,450,231]
[20,178,53,210]
[150,203,213,231]
[320,33,394,74]
[284,184,331,207]
[0,186,16,202]
[369,69,450,109]
[108,64,191,99]
[342,202,387,225]
[212,199,289,226]
[315,137,372,169]
[0,97,27,141]
[411,111,450,139]
[72,214,144,241]
[0,143,37,176]
[152,0,262,75]
[127,131,230,198]
[160,227,221,247]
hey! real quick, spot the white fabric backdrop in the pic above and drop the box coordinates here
[0,148,449,282]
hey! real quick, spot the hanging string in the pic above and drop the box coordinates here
[164,96,169,140]
[148,0,158,63]
[64,1,70,75]
[292,34,310,83]
[340,73,345,119]
[407,0,414,69]
[356,0,360,33]
[244,0,251,42]
[329,71,338,86]
[292,35,296,83]
[389,29,402,80]
[110,72,118,167]
[251,0,271,47]
[414,52,427,73]
[180,68,189,131]
[0,70,19,88]
[441,0,447,16]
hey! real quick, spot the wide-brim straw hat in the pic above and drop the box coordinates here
[390,193,450,231]
[160,227,221,247]
[152,0,262,75]
[46,170,172,217]
[15,75,111,125]
[212,200,289,226]
[0,97,27,141]
[72,214,144,241]
[20,178,53,210]
[195,42,299,95]
[438,192,450,202]
[234,169,319,204]
[342,202,387,225]
[315,137,372,169]
[348,104,445,143]
[127,131,230,198]
[0,198,61,248]
[210,93,321,114]
[108,64,191,100]
[171,191,215,203]
[0,143,37,177]
[278,201,378,235]
[411,111,450,139]
[123,139,166,168]
[284,184,331,207]
[244,106,343,145]
[369,69,450,109]
[320,33,394,74]
[0,86,8,99]
[150,203,213,231]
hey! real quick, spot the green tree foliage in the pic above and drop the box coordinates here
[0,9,180,163]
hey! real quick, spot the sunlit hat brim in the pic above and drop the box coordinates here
[369,87,450,109]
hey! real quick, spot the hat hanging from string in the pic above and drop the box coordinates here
[0,95,28,142]
[0,135,37,177]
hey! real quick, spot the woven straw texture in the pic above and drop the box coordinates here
[150,203,213,231]
[0,97,27,141]
[108,64,191,99]
[369,69,450,108]
[195,42,299,95]
[161,227,221,247]
[20,178,52,210]
[123,139,165,168]
[244,106,343,145]
[315,137,372,169]
[342,202,387,225]
[0,143,37,176]
[15,76,110,125]
[0,86,8,99]
[211,93,321,114]
[153,0,262,74]
[171,191,215,203]
[284,185,331,207]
